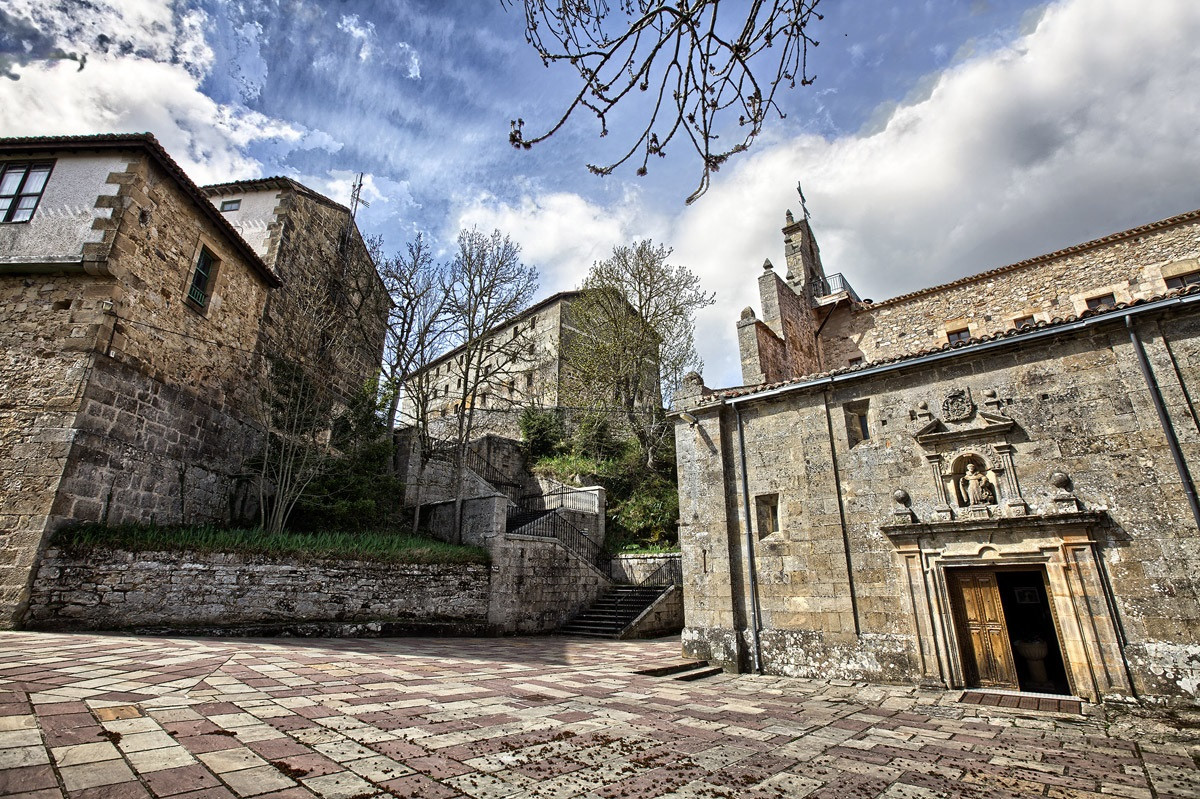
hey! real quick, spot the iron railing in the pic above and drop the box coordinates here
[638,557,683,587]
[428,441,520,489]
[817,273,861,303]
[513,484,600,515]
[506,506,602,565]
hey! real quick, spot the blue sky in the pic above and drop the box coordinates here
[4,0,1200,388]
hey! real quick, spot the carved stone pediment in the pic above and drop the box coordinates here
[914,411,1015,446]
[908,387,1029,520]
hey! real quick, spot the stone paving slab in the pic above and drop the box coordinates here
[0,632,1196,798]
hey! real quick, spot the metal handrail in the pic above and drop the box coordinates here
[514,484,599,514]
[508,507,601,565]
[638,557,682,587]
[428,441,520,488]
[818,273,861,302]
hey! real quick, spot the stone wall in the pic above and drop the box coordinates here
[622,585,684,639]
[24,547,489,634]
[487,533,610,633]
[609,553,681,585]
[677,305,1200,703]
[50,355,261,529]
[421,495,508,549]
[255,187,387,406]
[0,273,113,624]
[820,212,1200,367]
[103,154,270,414]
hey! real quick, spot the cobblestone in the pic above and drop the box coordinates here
[0,632,1197,798]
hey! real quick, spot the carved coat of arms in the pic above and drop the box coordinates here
[941,389,975,422]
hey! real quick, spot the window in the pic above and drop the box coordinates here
[219,199,241,212]
[1012,315,1035,329]
[0,162,52,223]
[1166,271,1200,290]
[946,327,971,344]
[186,248,218,309]
[1086,293,1116,311]
[847,356,863,366]
[755,494,779,539]
[845,400,870,446]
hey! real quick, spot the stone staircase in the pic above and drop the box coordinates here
[557,585,670,638]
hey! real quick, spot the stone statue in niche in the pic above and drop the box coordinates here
[959,462,996,506]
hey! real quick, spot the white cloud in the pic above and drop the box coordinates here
[2,58,301,184]
[451,189,669,294]
[0,1,330,186]
[662,0,1200,388]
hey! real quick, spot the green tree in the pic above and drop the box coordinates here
[562,240,714,468]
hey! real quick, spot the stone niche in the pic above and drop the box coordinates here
[911,387,1027,520]
[884,386,1134,703]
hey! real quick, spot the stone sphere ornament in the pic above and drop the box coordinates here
[893,489,911,506]
[1050,471,1072,490]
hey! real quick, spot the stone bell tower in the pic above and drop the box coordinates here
[736,197,832,386]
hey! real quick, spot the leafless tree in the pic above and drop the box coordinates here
[378,234,453,435]
[507,0,824,203]
[253,282,350,535]
[561,240,714,467]
[442,228,539,542]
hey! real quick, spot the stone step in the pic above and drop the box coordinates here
[634,660,723,682]
[674,666,725,682]
[557,585,670,639]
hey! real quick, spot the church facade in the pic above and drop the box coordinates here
[673,206,1200,704]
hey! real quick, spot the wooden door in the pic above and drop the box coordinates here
[949,571,1019,689]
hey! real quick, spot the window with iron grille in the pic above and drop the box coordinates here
[1012,315,1035,329]
[1166,271,1200,290]
[946,327,971,344]
[187,248,217,309]
[0,162,53,223]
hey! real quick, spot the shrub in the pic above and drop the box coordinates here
[519,407,565,459]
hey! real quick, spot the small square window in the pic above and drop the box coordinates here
[186,248,218,309]
[755,494,779,539]
[1086,293,1116,311]
[845,399,870,446]
[848,356,863,366]
[946,327,971,344]
[219,199,241,212]
[1166,271,1200,290]
[1012,315,1035,329]
[0,162,53,223]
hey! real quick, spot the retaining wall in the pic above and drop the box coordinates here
[24,547,490,634]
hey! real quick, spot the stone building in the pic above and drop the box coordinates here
[402,290,660,442]
[405,292,579,439]
[674,205,1200,705]
[0,134,386,627]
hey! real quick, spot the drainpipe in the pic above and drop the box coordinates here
[1126,316,1200,530]
[821,389,862,636]
[733,404,764,674]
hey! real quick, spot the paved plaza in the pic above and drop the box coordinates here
[0,632,1197,799]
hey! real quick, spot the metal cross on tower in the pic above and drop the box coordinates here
[349,172,370,220]
[796,181,811,223]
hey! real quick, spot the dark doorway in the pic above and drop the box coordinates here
[994,570,1071,695]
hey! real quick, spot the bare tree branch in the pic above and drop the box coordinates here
[506,0,823,203]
